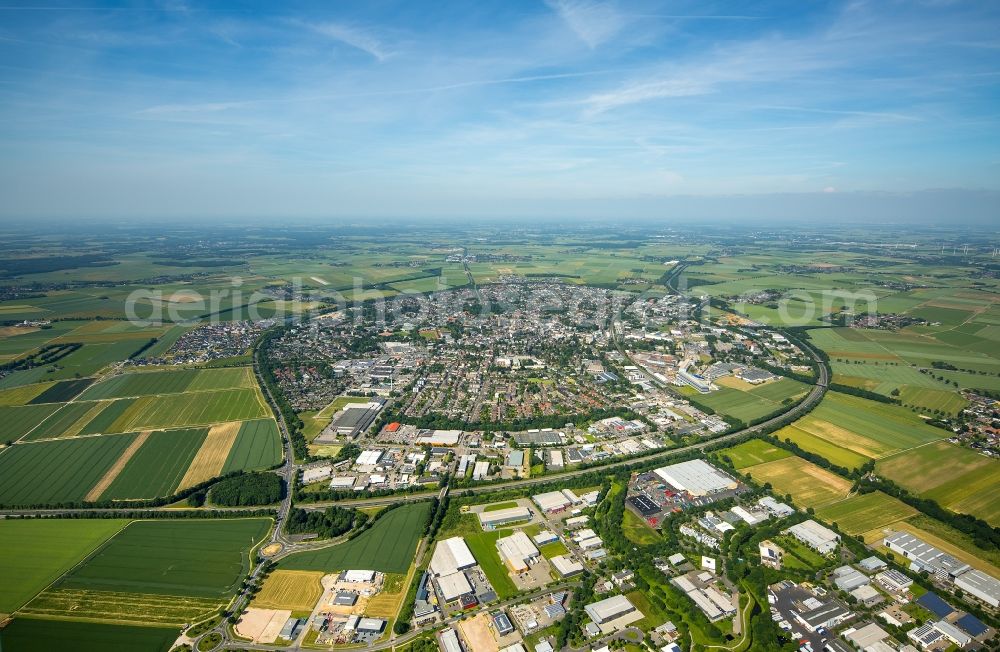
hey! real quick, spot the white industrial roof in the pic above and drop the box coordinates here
[343,569,375,583]
[355,449,383,466]
[478,506,531,525]
[550,554,584,576]
[785,520,840,553]
[585,594,635,623]
[497,531,539,571]
[437,571,473,601]
[654,459,736,496]
[533,491,571,512]
[430,537,477,577]
[415,429,462,446]
[328,476,356,489]
[439,628,463,652]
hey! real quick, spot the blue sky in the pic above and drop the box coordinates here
[0,0,998,221]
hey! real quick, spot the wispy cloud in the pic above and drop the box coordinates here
[305,21,390,61]
[546,0,625,48]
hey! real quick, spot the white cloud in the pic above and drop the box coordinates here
[308,21,390,61]
[547,0,625,48]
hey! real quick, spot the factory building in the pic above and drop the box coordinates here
[653,459,737,497]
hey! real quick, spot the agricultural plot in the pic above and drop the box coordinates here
[876,441,1000,526]
[0,434,137,506]
[693,378,806,422]
[897,386,968,415]
[79,366,254,400]
[77,398,137,435]
[102,387,268,432]
[815,492,917,536]
[27,378,94,404]
[786,392,945,462]
[719,439,791,469]
[177,422,240,490]
[1,403,61,442]
[20,401,102,441]
[251,570,324,611]
[0,381,54,406]
[0,321,82,358]
[56,518,271,598]
[773,424,869,470]
[98,428,208,501]
[21,588,222,626]
[0,519,128,614]
[0,617,178,652]
[742,456,852,509]
[0,341,148,388]
[222,418,283,472]
[282,502,430,575]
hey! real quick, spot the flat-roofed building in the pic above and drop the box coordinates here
[550,554,585,577]
[585,596,635,623]
[832,565,869,592]
[415,429,462,446]
[343,569,376,583]
[759,540,784,569]
[302,465,333,484]
[533,530,558,546]
[437,572,473,602]
[565,515,589,529]
[478,506,532,530]
[883,531,970,580]
[533,491,572,513]
[850,585,883,607]
[784,520,840,554]
[954,568,1000,608]
[430,537,477,577]
[491,611,514,636]
[439,628,464,652]
[355,449,383,467]
[653,460,737,497]
[473,461,490,481]
[874,569,912,593]
[329,476,356,490]
[497,531,540,572]
[845,623,890,649]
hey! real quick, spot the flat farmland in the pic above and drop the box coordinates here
[774,424,869,470]
[251,570,324,611]
[789,392,945,460]
[876,441,1000,526]
[21,401,99,441]
[104,387,268,432]
[21,587,221,626]
[79,366,254,400]
[0,434,137,507]
[27,378,94,403]
[2,403,61,442]
[696,378,807,422]
[897,386,968,415]
[814,492,917,535]
[0,519,128,614]
[282,502,430,574]
[57,518,271,598]
[0,617,178,652]
[222,418,283,472]
[719,439,791,469]
[743,455,852,509]
[98,428,208,500]
[0,382,54,406]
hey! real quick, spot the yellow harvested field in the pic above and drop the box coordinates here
[85,431,150,501]
[365,572,409,619]
[177,421,240,490]
[716,376,755,390]
[251,571,324,611]
[745,456,852,508]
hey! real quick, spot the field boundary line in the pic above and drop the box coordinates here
[15,519,133,616]
[85,431,150,501]
[176,421,240,490]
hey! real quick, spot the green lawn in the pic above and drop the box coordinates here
[622,508,659,545]
[0,519,128,613]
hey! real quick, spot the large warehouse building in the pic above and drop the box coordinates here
[533,491,572,513]
[784,520,840,554]
[478,506,532,530]
[584,595,643,633]
[430,537,477,577]
[653,459,737,496]
[496,531,540,573]
[883,531,971,580]
[953,569,1000,608]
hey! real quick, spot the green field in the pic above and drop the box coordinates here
[99,428,208,500]
[314,394,372,420]
[0,382,54,406]
[896,386,968,416]
[99,387,268,433]
[56,519,270,598]
[222,418,283,472]
[0,617,178,652]
[774,424,870,470]
[281,502,430,574]
[0,434,137,507]
[815,491,918,535]
[719,439,792,469]
[2,403,62,442]
[27,378,95,404]
[78,367,254,400]
[685,378,807,422]
[876,441,1000,526]
[623,507,659,545]
[462,529,518,600]
[20,401,103,441]
[0,519,128,614]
